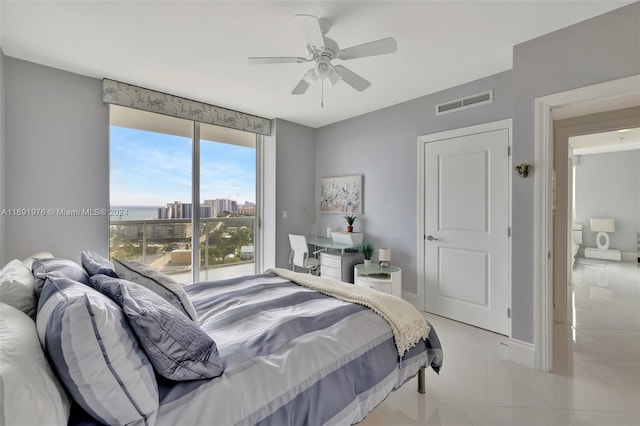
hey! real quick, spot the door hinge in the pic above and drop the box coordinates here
[507,308,511,318]
[508,226,511,237]
[508,146,511,156]
[548,252,551,260]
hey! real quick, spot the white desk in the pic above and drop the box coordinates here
[307,236,361,254]
[307,236,362,282]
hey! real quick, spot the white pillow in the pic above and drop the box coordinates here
[21,251,54,269]
[0,302,70,425]
[0,259,37,318]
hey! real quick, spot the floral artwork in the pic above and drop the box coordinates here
[320,175,362,214]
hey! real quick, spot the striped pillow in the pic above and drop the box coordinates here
[36,277,158,425]
[113,258,198,322]
[32,257,89,298]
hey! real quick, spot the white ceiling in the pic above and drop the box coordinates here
[570,127,640,155]
[0,0,633,128]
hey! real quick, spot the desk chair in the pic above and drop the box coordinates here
[288,234,320,274]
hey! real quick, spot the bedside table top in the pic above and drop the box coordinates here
[355,264,400,275]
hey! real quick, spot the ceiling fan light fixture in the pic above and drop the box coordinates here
[315,61,332,79]
[327,69,342,86]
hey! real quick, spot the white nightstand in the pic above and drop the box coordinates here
[354,264,402,298]
[584,247,621,261]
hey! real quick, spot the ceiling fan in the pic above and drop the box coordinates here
[248,14,398,95]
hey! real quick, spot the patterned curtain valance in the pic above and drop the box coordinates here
[102,79,271,136]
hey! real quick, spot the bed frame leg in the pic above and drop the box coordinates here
[417,367,425,394]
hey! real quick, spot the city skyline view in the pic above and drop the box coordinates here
[110,125,256,207]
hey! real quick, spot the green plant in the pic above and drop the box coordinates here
[344,214,358,226]
[360,243,374,260]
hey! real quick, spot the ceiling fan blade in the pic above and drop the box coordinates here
[295,14,326,50]
[334,65,371,92]
[248,57,308,65]
[292,69,317,95]
[291,79,310,95]
[338,37,398,60]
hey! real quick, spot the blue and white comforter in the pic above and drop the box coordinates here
[154,272,442,425]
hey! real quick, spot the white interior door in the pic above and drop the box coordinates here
[423,126,510,335]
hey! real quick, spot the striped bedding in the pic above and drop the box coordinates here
[151,272,442,425]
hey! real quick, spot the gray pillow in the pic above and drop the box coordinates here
[81,250,117,278]
[32,258,89,297]
[113,258,197,322]
[89,274,224,381]
[37,277,158,425]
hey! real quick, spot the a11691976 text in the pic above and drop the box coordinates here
[1,208,129,217]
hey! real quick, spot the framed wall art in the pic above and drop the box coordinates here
[320,175,363,214]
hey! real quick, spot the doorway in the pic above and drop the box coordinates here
[534,75,640,372]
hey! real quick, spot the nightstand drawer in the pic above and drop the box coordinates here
[355,279,392,294]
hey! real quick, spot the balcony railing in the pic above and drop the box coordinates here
[109,216,255,283]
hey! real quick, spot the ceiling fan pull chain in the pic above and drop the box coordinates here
[321,79,324,108]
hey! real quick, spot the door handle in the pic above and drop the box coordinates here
[426,235,439,241]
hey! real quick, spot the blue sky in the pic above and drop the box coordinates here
[110,126,255,206]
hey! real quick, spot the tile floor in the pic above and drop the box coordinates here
[362,260,640,426]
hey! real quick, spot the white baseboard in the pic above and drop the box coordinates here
[509,338,535,368]
[402,291,418,308]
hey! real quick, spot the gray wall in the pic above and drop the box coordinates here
[315,70,513,295]
[575,150,640,254]
[0,48,5,264]
[274,118,317,269]
[511,2,640,343]
[4,57,109,262]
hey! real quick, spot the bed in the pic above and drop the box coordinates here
[0,252,443,426]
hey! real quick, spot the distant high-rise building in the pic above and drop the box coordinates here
[200,205,212,218]
[181,203,192,219]
[167,201,182,219]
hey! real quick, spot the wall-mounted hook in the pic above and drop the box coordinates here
[514,163,532,178]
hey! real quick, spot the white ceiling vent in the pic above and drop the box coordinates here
[435,90,494,116]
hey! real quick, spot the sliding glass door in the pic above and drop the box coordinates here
[109,105,258,284]
[197,122,256,282]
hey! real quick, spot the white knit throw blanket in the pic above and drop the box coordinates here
[267,268,430,357]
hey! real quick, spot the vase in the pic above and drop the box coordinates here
[347,226,353,233]
[364,259,372,267]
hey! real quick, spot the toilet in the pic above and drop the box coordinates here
[572,223,583,267]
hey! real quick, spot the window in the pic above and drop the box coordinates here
[109,105,259,284]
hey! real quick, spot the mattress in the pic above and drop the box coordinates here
[70,272,443,425]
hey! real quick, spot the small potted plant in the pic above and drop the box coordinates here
[344,214,358,232]
[361,243,374,267]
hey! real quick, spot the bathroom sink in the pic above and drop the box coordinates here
[331,231,363,245]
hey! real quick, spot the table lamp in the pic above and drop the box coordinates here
[378,248,391,267]
[590,218,615,250]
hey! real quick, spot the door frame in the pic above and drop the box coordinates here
[533,74,640,372]
[417,118,513,337]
